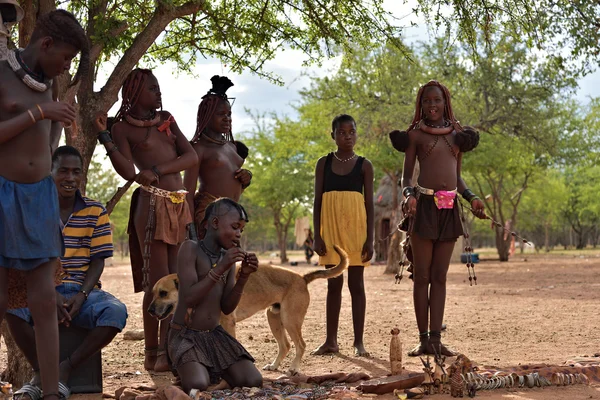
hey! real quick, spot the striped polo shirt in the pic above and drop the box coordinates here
[61,191,113,287]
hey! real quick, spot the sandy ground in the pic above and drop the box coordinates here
[3,252,600,399]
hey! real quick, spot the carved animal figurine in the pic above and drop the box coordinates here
[420,356,435,395]
[432,355,447,394]
[390,328,403,375]
[448,354,473,398]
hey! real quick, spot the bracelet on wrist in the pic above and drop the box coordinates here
[469,196,481,204]
[80,289,89,300]
[27,109,37,124]
[151,165,162,179]
[97,131,112,145]
[36,104,45,120]
[106,145,118,156]
[402,186,415,199]
[462,189,477,203]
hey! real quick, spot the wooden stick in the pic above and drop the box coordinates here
[105,180,133,215]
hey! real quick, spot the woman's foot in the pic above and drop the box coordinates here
[354,342,370,357]
[408,342,429,357]
[154,349,170,372]
[428,341,457,357]
[311,341,339,355]
[408,332,429,357]
[144,348,157,371]
[428,331,457,357]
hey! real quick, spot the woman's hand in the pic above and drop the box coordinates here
[94,112,108,132]
[314,236,327,256]
[406,196,417,216]
[471,198,487,219]
[362,240,374,263]
[135,170,158,186]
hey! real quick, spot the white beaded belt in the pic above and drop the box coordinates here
[141,185,188,204]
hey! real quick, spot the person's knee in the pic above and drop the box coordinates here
[413,271,430,286]
[27,283,56,310]
[100,301,128,331]
[245,371,263,388]
[430,271,447,286]
[181,375,209,393]
[232,369,262,388]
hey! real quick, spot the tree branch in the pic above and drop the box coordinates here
[97,0,205,111]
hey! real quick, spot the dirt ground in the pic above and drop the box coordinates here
[3,252,600,399]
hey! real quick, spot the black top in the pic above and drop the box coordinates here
[323,152,365,194]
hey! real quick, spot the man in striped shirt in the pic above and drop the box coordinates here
[7,146,128,398]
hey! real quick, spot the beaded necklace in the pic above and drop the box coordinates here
[7,49,51,92]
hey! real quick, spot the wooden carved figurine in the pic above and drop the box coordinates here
[390,328,403,375]
[448,354,473,398]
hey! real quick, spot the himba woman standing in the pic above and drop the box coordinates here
[96,68,197,371]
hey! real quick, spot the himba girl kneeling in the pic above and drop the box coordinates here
[95,68,198,371]
[389,80,486,357]
[169,198,262,393]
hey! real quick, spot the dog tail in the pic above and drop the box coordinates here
[303,245,349,284]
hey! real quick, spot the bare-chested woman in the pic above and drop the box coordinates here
[96,68,198,371]
[390,80,486,357]
[184,76,252,239]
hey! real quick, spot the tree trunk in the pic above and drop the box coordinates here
[278,233,288,264]
[544,223,550,252]
[495,227,510,262]
[272,208,288,264]
[384,172,401,274]
[576,231,587,249]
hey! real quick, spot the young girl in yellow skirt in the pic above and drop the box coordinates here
[312,114,374,357]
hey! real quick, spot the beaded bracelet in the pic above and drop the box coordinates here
[106,145,118,156]
[402,186,415,199]
[208,269,222,283]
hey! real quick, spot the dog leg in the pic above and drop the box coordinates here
[263,309,290,371]
[282,315,306,376]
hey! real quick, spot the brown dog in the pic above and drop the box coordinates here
[148,245,348,375]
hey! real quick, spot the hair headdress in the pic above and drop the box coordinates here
[192,75,235,143]
[389,80,479,153]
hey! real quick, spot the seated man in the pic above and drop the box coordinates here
[7,146,128,400]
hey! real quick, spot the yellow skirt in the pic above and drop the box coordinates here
[319,191,369,267]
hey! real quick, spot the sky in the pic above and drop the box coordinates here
[94,0,600,143]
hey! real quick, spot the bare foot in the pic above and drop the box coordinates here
[144,348,157,371]
[311,342,339,355]
[154,351,170,372]
[428,341,457,357]
[354,343,370,357]
[408,342,429,357]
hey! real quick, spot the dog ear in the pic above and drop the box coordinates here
[174,277,179,290]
